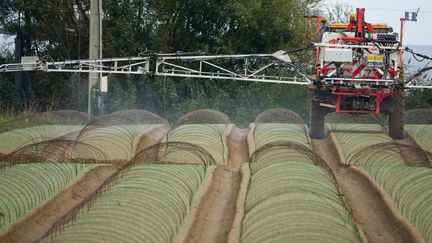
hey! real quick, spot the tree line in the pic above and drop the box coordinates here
[0,0,429,124]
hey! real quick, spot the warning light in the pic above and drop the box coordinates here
[350,13,356,23]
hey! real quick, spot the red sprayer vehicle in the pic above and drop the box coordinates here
[309,8,407,138]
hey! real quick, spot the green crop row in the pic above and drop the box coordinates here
[253,123,310,150]
[243,124,360,242]
[361,165,432,242]
[48,164,212,243]
[250,145,314,174]
[332,123,432,240]
[0,163,93,229]
[167,124,228,164]
[77,124,160,160]
[330,124,395,164]
[242,161,361,243]
[406,125,432,153]
[0,125,83,155]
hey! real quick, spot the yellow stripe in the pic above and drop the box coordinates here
[329,23,389,29]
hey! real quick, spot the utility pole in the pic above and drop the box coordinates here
[88,0,102,116]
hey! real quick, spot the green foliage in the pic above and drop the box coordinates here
[0,0,320,120]
[102,75,139,114]
[224,0,319,53]
[146,0,233,53]
[161,78,310,126]
[406,90,432,110]
[59,73,88,112]
[0,47,18,111]
[0,74,17,111]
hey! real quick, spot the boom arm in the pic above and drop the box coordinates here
[0,50,312,86]
[1,49,430,88]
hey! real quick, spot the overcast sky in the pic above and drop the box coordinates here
[323,0,432,46]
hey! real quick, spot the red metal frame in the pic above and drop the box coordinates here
[314,8,398,115]
[356,8,365,37]
[399,18,405,70]
[333,88,394,114]
[341,36,365,43]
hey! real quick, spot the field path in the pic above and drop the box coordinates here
[135,125,171,152]
[0,126,168,243]
[380,126,431,168]
[183,126,249,243]
[394,135,431,168]
[311,133,424,243]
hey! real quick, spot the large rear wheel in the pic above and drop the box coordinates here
[388,88,405,139]
[309,93,326,139]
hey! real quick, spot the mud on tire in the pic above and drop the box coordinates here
[388,88,406,139]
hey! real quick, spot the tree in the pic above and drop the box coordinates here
[0,0,322,124]
[0,43,17,111]
[406,89,432,109]
[323,1,353,23]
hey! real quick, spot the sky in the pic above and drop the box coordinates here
[322,0,432,46]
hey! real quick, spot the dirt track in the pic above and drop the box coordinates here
[0,126,168,242]
[135,125,171,152]
[395,135,431,168]
[311,132,425,243]
[183,126,249,243]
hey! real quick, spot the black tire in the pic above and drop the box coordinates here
[389,88,405,139]
[309,95,326,139]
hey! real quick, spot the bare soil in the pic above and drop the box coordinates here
[311,131,425,243]
[135,125,170,153]
[227,163,251,243]
[61,127,90,141]
[394,134,431,168]
[183,126,249,243]
[227,127,249,171]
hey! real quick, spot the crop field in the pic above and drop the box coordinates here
[0,109,431,243]
[0,163,95,229]
[76,124,163,160]
[0,125,83,155]
[330,121,432,242]
[49,164,214,242]
[406,125,432,153]
[166,124,230,164]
